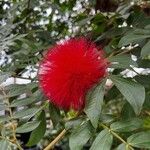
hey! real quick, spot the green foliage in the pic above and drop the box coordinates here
[127,131,150,149]
[0,0,150,149]
[90,129,113,150]
[16,121,41,133]
[69,121,93,150]
[111,75,145,114]
[85,80,105,128]
[27,111,46,146]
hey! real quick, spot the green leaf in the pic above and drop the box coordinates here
[0,72,11,84]
[69,121,93,150]
[121,102,136,120]
[141,40,150,58]
[26,111,46,146]
[6,84,27,97]
[127,131,150,149]
[145,24,150,29]
[143,93,150,110]
[108,55,137,69]
[96,27,130,41]
[118,33,150,47]
[0,139,11,150]
[85,81,105,128]
[13,107,39,119]
[65,117,85,130]
[49,102,62,126]
[111,75,145,114]
[137,59,150,68]
[135,75,150,88]
[11,97,36,107]
[116,143,126,150]
[110,118,143,132]
[16,120,40,133]
[90,129,113,150]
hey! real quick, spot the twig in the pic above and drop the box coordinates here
[44,129,67,150]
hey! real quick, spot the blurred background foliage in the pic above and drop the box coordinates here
[0,0,150,149]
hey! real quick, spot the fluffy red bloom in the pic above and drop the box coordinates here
[38,38,107,110]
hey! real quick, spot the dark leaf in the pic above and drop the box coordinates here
[69,121,93,150]
[85,81,105,128]
[27,111,46,146]
[111,75,145,114]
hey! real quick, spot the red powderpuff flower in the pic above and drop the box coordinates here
[38,38,108,111]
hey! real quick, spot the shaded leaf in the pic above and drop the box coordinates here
[85,81,105,128]
[135,75,150,88]
[111,75,145,114]
[121,102,136,120]
[27,111,46,146]
[49,102,62,126]
[141,40,150,58]
[108,55,137,69]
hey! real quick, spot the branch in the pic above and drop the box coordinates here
[44,129,67,150]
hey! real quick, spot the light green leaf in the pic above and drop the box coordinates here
[69,121,93,150]
[116,143,126,150]
[26,111,46,146]
[127,131,150,149]
[0,139,11,150]
[13,107,39,119]
[85,81,105,128]
[110,118,143,132]
[0,116,10,123]
[111,75,145,114]
[16,120,40,133]
[90,129,113,150]
[141,40,150,58]
[11,97,36,107]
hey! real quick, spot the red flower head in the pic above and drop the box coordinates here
[38,38,108,111]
